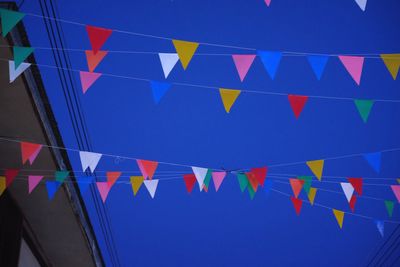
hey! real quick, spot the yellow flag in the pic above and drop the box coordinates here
[333,209,344,229]
[172,39,199,70]
[219,88,241,113]
[130,176,144,196]
[0,176,5,196]
[308,187,317,205]
[381,54,400,80]
[306,159,324,181]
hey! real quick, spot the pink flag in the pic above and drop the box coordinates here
[96,182,111,203]
[79,71,102,93]
[265,0,272,6]
[338,56,364,85]
[391,185,400,203]
[232,55,256,82]
[212,171,226,192]
[28,175,44,194]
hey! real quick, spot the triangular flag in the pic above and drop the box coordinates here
[306,159,324,181]
[158,53,179,78]
[308,187,317,205]
[232,54,256,82]
[9,60,30,83]
[354,99,374,123]
[264,179,273,197]
[20,142,42,165]
[0,9,25,36]
[144,179,159,198]
[307,55,329,80]
[348,177,363,195]
[107,172,121,188]
[340,182,354,203]
[130,176,144,196]
[264,0,272,6]
[237,173,248,192]
[183,174,197,193]
[375,220,384,237]
[13,46,34,69]
[76,176,93,194]
[250,167,268,186]
[85,50,108,72]
[172,39,199,70]
[338,55,364,85]
[46,181,61,200]
[290,196,303,215]
[136,159,158,180]
[79,71,102,94]
[363,152,381,173]
[96,182,111,203]
[192,167,208,191]
[79,151,102,172]
[219,88,241,113]
[150,81,172,104]
[391,185,400,203]
[332,209,344,229]
[0,176,5,196]
[298,176,312,194]
[212,171,226,192]
[289,178,305,198]
[288,95,308,119]
[55,170,69,183]
[28,175,44,194]
[203,170,212,191]
[384,200,394,217]
[5,169,19,187]
[354,0,367,11]
[246,172,259,192]
[257,51,282,79]
[86,25,112,54]
[247,183,256,200]
[380,54,400,80]
[349,194,357,212]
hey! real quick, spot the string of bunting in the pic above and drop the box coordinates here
[263,0,369,11]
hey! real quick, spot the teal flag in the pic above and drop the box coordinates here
[13,46,34,69]
[0,9,25,37]
[354,99,374,123]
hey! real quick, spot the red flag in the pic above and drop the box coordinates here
[107,172,121,187]
[250,167,268,186]
[289,178,305,198]
[291,196,303,215]
[183,174,196,193]
[246,172,259,191]
[5,169,19,187]
[20,142,42,165]
[86,25,112,54]
[85,50,108,72]
[348,177,363,195]
[288,94,308,119]
[349,194,357,212]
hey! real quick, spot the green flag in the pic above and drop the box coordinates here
[203,169,212,189]
[298,176,312,194]
[55,170,69,182]
[384,200,394,217]
[354,99,374,123]
[237,173,248,192]
[0,9,25,37]
[248,184,256,200]
[13,46,34,69]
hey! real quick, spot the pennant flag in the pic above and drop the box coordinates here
[381,54,400,80]
[5,169,19,187]
[298,176,312,194]
[308,187,317,205]
[385,200,394,217]
[130,176,144,196]
[79,71,102,94]
[290,196,303,215]
[150,81,172,104]
[355,0,367,11]
[288,95,308,119]
[107,172,121,187]
[183,174,197,193]
[55,171,69,183]
[258,51,282,79]
[349,195,357,212]
[354,99,374,123]
[192,167,208,191]
[13,46,34,69]
[0,9,25,36]
[172,39,199,70]
[391,185,400,203]
[158,53,179,78]
[264,179,273,197]
[332,209,344,229]
[246,172,259,192]
[250,167,268,186]
[96,182,111,203]
[247,183,256,200]
[85,50,108,72]
[264,0,272,6]
[203,170,212,191]
[28,175,44,194]
[144,179,159,198]
[46,181,62,200]
[363,152,381,173]
[76,176,93,194]
[219,88,241,113]
[79,151,102,172]
[20,142,42,165]
[86,25,112,54]
[212,171,226,192]
[375,220,384,237]
[306,160,324,181]
[136,159,158,180]
[0,176,5,196]
[338,55,364,85]
[340,182,354,203]
[9,60,30,83]
[289,178,305,198]
[307,55,329,80]
[232,54,256,82]
[348,177,363,195]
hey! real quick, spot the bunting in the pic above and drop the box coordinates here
[391,185,400,203]
[9,60,31,83]
[13,46,34,69]
[232,54,256,82]
[0,176,6,196]
[375,220,384,237]
[250,167,268,186]
[172,39,199,70]
[340,182,354,203]
[143,179,159,198]
[338,55,364,85]
[28,175,43,194]
[237,173,249,192]
[354,99,374,123]
[96,182,111,203]
[219,88,241,113]
[46,181,62,200]
[20,142,42,165]
[258,51,282,79]
[5,169,19,187]
[363,152,381,173]
[298,176,312,194]
[384,200,394,217]
[55,170,69,183]
[86,25,112,54]
[183,174,197,193]
[290,196,302,215]
[191,167,208,191]
[348,177,363,195]
[288,95,308,119]
[264,0,272,7]
[306,159,324,181]
[212,171,226,192]
[349,195,357,212]
[77,176,93,194]
[79,71,102,94]
[150,81,172,104]
[85,50,108,72]
[246,172,259,192]
[202,170,212,191]
[0,9,25,36]
[79,151,102,172]
[354,0,367,11]
[289,178,305,198]
[308,187,317,205]
[247,183,256,199]
[107,172,121,187]
[158,53,179,78]
[136,159,158,180]
[130,176,144,196]
[307,55,329,80]
[332,209,344,229]
[381,54,400,80]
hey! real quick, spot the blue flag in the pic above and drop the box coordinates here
[77,176,94,194]
[257,51,282,79]
[307,55,329,80]
[150,81,172,104]
[46,181,62,200]
[363,152,381,173]
[375,220,384,237]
